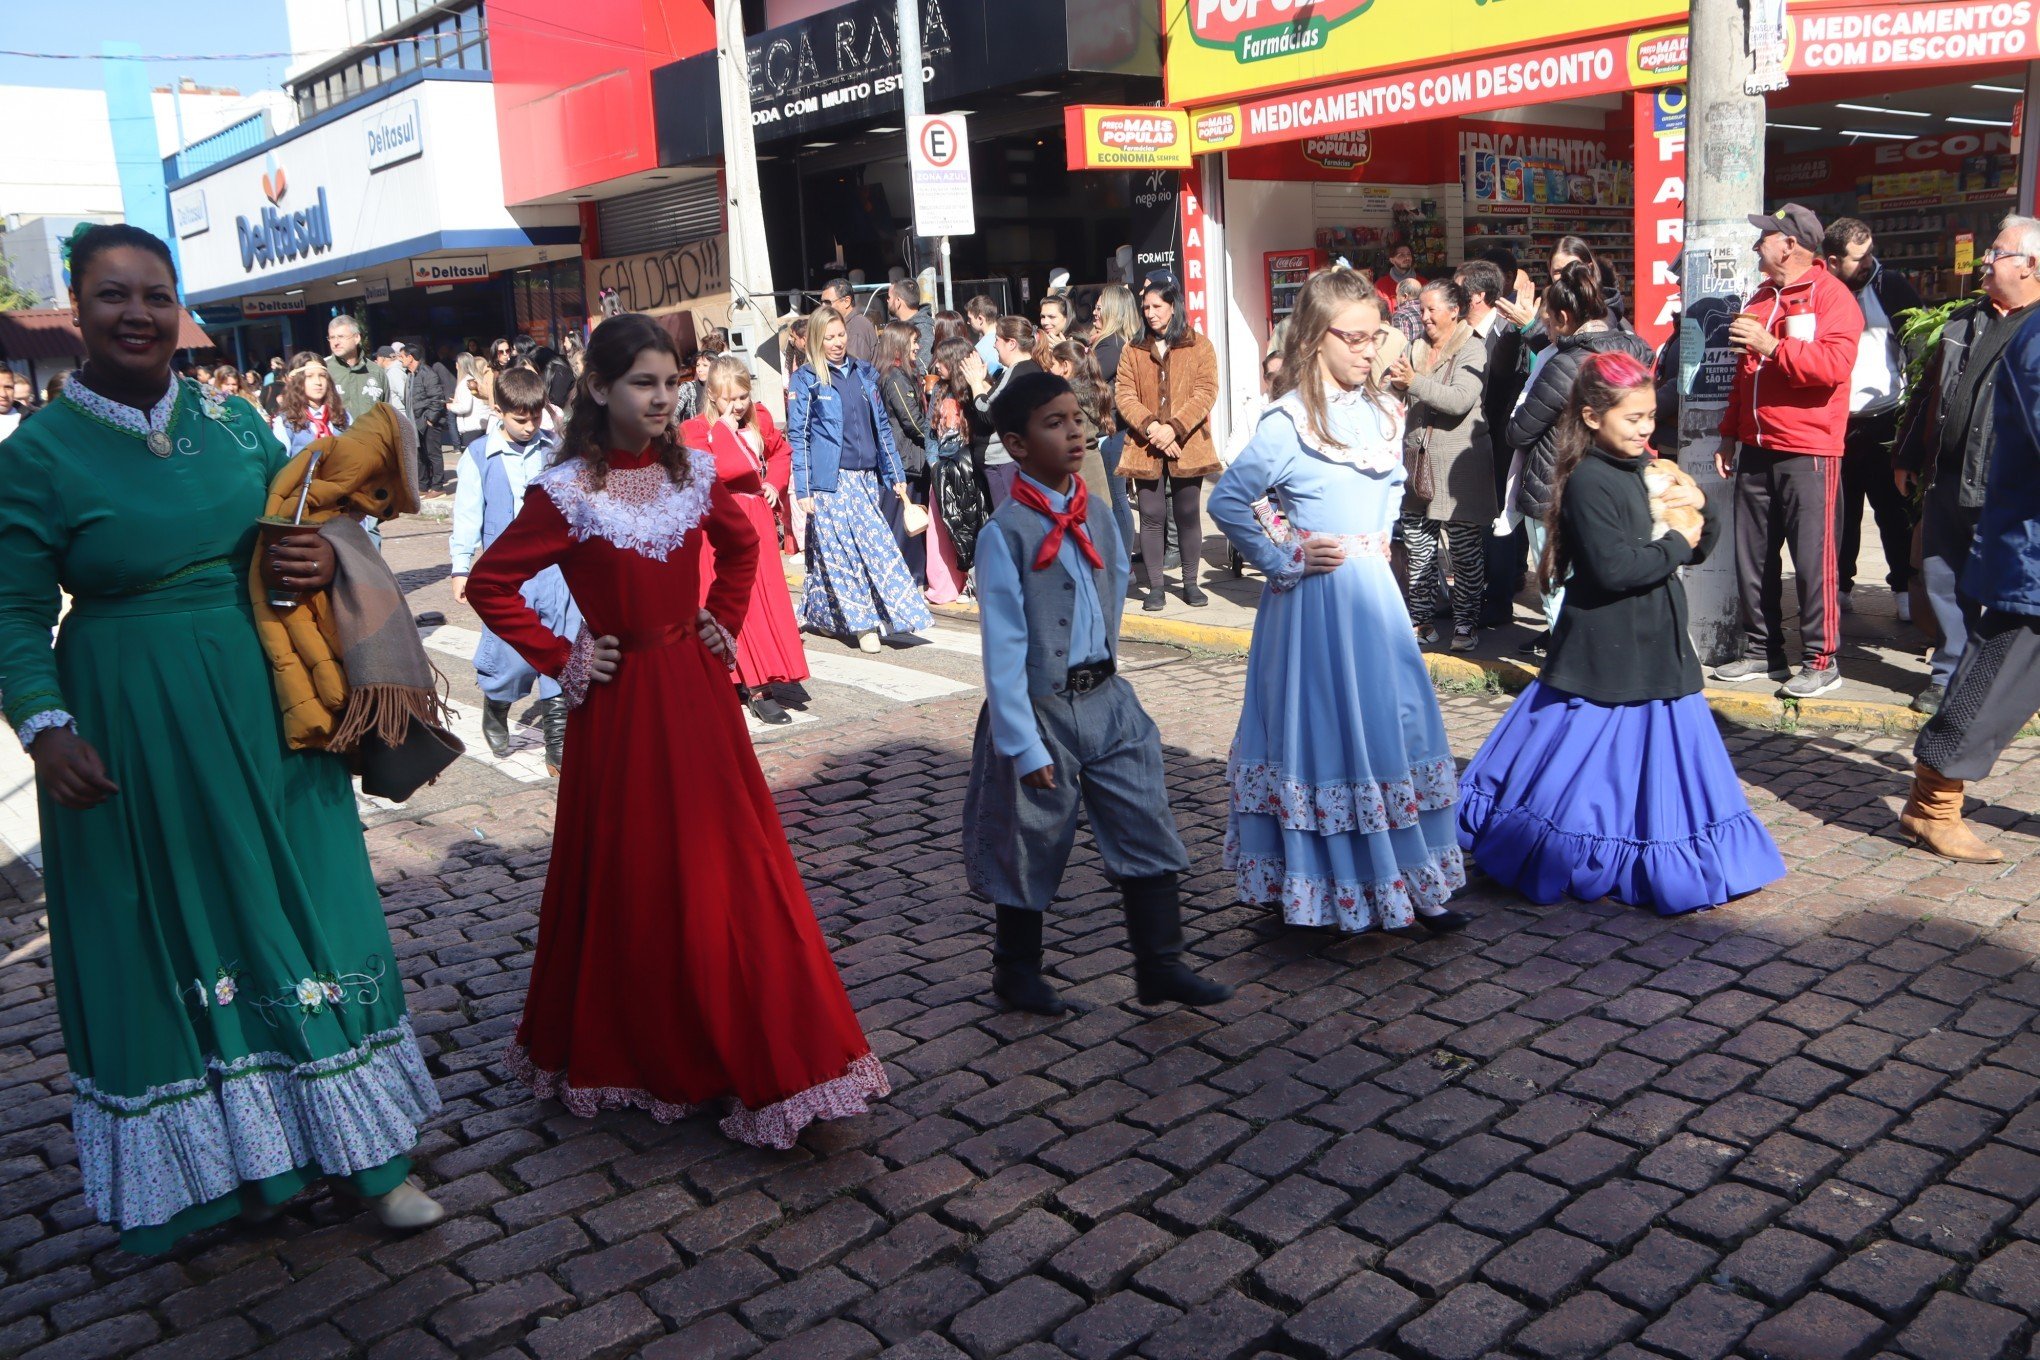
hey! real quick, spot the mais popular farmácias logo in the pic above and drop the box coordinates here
[1188,0,1376,63]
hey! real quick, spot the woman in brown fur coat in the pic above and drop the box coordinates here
[1115,272,1221,610]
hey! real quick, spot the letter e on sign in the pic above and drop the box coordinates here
[908,113,975,237]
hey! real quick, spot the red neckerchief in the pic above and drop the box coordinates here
[1009,474,1104,571]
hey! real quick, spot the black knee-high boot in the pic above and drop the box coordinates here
[536,697,567,775]
[1121,873,1234,1006]
[481,700,512,758]
[992,906,1066,1015]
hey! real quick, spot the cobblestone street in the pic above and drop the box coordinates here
[4,640,2040,1360]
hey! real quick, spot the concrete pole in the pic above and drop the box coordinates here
[897,0,952,309]
[716,0,777,358]
[1677,0,1767,666]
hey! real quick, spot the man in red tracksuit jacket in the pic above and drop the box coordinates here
[1713,203,1863,699]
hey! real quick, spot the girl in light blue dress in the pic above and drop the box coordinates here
[1210,269,1470,934]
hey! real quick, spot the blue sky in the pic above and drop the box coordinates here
[0,2,291,95]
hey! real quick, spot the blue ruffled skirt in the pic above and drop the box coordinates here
[1456,681,1786,915]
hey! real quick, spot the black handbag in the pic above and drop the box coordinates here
[357,720,464,803]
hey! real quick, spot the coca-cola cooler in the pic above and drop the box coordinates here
[1265,249,1328,331]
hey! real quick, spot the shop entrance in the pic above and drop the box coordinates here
[1763,70,2027,306]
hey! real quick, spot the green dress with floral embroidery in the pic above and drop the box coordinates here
[0,377,439,1254]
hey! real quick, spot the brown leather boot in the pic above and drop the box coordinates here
[1898,764,2005,863]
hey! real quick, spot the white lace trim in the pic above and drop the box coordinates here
[536,451,716,562]
[60,375,182,439]
[1228,845,1467,934]
[1229,750,1457,835]
[505,1046,889,1151]
[72,1017,440,1233]
[1267,379,1405,473]
[16,709,76,751]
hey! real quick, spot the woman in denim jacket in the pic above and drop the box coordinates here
[786,308,931,651]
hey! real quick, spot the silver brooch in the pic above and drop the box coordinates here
[146,430,173,457]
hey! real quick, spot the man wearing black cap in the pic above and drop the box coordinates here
[1711,202,1863,700]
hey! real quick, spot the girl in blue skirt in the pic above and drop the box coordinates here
[1457,352,1785,914]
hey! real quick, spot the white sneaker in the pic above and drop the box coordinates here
[1896,593,1912,624]
[857,631,881,653]
[374,1179,446,1230]
[1837,587,1854,614]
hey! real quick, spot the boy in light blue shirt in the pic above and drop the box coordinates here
[961,371,1232,1016]
[448,366,582,772]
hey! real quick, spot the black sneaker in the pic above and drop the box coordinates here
[1142,592,1168,612]
[1711,658,1790,684]
[1912,682,1946,716]
[1517,629,1549,657]
[1781,665,1842,699]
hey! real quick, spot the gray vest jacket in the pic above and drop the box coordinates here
[982,488,1128,699]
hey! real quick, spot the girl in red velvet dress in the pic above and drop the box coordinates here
[681,357,810,726]
[466,314,888,1148]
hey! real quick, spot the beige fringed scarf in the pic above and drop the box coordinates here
[317,514,450,753]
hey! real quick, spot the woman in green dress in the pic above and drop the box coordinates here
[0,225,444,1254]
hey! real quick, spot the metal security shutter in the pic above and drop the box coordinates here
[598,178,724,257]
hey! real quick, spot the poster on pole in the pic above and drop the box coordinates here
[908,114,976,237]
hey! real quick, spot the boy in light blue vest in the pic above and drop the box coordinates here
[448,366,582,772]
[962,372,1233,1016]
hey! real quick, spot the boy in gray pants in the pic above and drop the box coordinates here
[961,372,1232,1016]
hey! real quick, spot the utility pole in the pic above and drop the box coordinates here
[1677,0,1766,665]
[715,0,781,404]
[897,0,951,309]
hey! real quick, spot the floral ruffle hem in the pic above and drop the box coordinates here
[503,1045,891,1151]
[1229,752,1458,835]
[1230,844,1467,933]
[73,1019,441,1233]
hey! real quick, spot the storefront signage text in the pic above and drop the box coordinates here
[1794,1,2035,70]
[746,0,952,132]
[241,295,306,317]
[1187,29,1681,153]
[172,190,208,240]
[1633,84,1686,348]
[364,279,392,304]
[1064,107,1193,170]
[366,98,424,172]
[1303,132,1370,169]
[236,170,335,275]
[589,237,729,316]
[412,256,491,284]
[1163,0,1681,105]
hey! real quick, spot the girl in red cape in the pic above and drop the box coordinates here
[681,356,811,727]
[466,313,888,1149]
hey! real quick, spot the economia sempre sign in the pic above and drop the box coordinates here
[1163,0,1684,106]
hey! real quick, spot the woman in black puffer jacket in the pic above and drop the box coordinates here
[1508,263,1656,632]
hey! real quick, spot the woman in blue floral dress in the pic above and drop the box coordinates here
[1209,268,1471,934]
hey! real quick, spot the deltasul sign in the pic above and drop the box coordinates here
[1189,0,1374,63]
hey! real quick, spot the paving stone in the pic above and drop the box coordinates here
[737,1266,871,1340]
[1132,1230,1261,1309]
[1740,1292,1888,1360]
[1666,1181,1788,1247]
[524,1294,662,1360]
[1556,1179,1683,1249]
[1736,1133,1846,1196]
[1151,1164,1265,1233]
[1636,1284,1768,1360]
[848,1267,988,1347]
[1381,1222,1504,1297]
[1884,1288,2015,1360]
[948,1277,1084,1359]
[1049,1291,1180,1360]
[1524,1132,1636,1188]
[1637,1132,1742,1192]
[1479,1227,1608,1305]
[1822,1240,1959,1319]
[1344,1173,1453,1246]
[1511,1291,1645,1360]
[1044,1215,1175,1298]
[1449,1170,1570,1237]
[1595,1230,1721,1313]
[1138,1289,1282,1360]
[1889,1184,2018,1259]
[967,1208,1080,1288]
[1252,1227,1380,1308]
[642,1252,779,1328]
[1283,1272,1422,1360]
[1965,1239,2040,1313]
[1394,1282,1529,1360]
[1229,1174,1350,1246]
[1717,1228,1838,1305]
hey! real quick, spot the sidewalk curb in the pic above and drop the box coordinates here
[928,600,1930,736]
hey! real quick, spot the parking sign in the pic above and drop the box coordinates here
[908,114,975,237]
